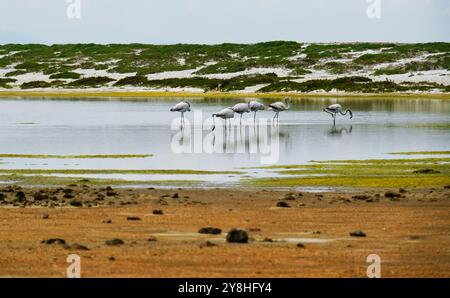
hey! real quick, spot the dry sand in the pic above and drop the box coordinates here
[0,186,449,277]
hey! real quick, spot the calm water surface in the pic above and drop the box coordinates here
[0,97,449,184]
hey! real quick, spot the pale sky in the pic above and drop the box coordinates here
[0,0,449,44]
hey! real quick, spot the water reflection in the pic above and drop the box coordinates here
[327,125,353,137]
[0,97,449,171]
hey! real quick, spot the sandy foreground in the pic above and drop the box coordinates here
[0,185,449,278]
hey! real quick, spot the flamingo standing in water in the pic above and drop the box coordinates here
[170,101,191,127]
[323,104,353,125]
[249,100,265,121]
[231,103,250,123]
[212,107,235,131]
[269,98,290,121]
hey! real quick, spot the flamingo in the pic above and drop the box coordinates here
[231,103,250,123]
[212,107,235,131]
[249,100,265,121]
[269,98,290,120]
[170,101,191,127]
[323,104,353,125]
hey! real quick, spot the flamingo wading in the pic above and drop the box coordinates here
[323,104,353,125]
[212,107,235,131]
[170,101,191,127]
[269,98,290,120]
[231,103,251,123]
[249,100,265,120]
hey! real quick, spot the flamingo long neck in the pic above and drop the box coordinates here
[285,99,290,109]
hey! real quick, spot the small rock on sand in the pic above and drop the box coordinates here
[172,193,179,199]
[385,191,401,199]
[105,238,124,246]
[102,219,112,224]
[297,243,306,248]
[350,230,367,237]
[127,216,141,221]
[41,212,49,219]
[276,201,291,208]
[42,238,66,245]
[66,243,89,251]
[153,209,164,215]
[226,229,248,243]
[148,237,157,242]
[15,191,26,202]
[106,190,118,196]
[69,199,82,207]
[352,195,371,201]
[198,227,222,235]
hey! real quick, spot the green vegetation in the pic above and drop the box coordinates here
[245,157,450,188]
[0,153,153,159]
[114,73,278,91]
[5,70,27,77]
[259,77,448,93]
[20,80,53,89]
[0,78,16,88]
[67,76,114,87]
[0,42,449,93]
[49,71,81,79]
[0,174,205,187]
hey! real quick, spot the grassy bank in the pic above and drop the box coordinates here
[244,156,450,188]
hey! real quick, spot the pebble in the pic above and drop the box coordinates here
[198,227,222,235]
[42,238,66,245]
[385,191,401,199]
[226,229,248,243]
[350,230,367,237]
[69,199,83,207]
[276,201,291,208]
[105,238,124,246]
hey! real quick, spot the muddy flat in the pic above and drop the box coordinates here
[0,186,449,277]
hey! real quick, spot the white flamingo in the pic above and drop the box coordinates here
[212,107,235,131]
[231,103,250,123]
[249,100,265,120]
[170,101,191,127]
[269,98,290,120]
[323,104,353,125]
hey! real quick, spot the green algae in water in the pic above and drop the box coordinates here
[243,157,450,188]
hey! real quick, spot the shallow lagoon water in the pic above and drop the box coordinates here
[0,97,449,185]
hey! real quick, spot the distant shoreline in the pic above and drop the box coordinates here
[1,90,450,100]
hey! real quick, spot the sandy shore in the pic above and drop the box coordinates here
[0,185,449,277]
